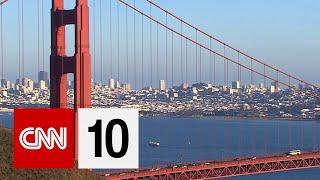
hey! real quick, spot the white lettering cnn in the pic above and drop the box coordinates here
[19,127,67,150]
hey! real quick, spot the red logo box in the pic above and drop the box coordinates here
[14,108,74,168]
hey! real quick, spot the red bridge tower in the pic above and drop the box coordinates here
[51,0,91,155]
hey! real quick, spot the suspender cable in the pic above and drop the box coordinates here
[1,4,3,81]
[226,46,228,86]
[237,51,240,82]
[18,0,21,81]
[156,23,159,87]
[199,46,202,83]
[117,1,120,83]
[22,0,24,79]
[149,2,152,87]
[223,45,226,87]
[195,30,198,83]
[37,0,40,81]
[251,58,253,84]
[264,65,266,88]
[210,39,212,84]
[126,6,129,84]
[288,75,292,149]
[133,0,136,89]
[180,21,183,84]
[41,0,45,71]
[100,0,103,83]
[213,52,216,86]
[93,0,96,82]
[171,31,174,87]
[109,0,113,78]
[276,70,280,150]
[165,12,168,87]
[141,15,144,88]
[185,38,188,84]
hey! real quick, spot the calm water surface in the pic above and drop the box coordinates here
[1,113,320,179]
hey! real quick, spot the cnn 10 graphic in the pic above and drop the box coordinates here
[13,108,139,169]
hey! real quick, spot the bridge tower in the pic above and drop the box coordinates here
[51,0,91,155]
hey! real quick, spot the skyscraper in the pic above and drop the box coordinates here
[109,78,115,89]
[159,80,166,91]
[39,80,46,90]
[38,71,48,82]
[232,81,241,89]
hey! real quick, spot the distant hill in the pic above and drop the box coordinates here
[0,128,102,180]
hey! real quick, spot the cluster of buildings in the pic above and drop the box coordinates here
[1,72,320,119]
[88,79,320,119]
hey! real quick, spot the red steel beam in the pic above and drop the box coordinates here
[107,151,320,179]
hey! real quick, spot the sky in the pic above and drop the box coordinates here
[0,0,319,87]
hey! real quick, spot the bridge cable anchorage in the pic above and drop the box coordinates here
[117,0,320,99]
[143,0,319,91]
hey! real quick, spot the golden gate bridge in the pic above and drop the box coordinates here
[0,0,320,179]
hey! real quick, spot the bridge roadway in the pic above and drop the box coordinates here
[105,151,320,179]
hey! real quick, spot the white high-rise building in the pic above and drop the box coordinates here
[271,81,279,93]
[27,79,34,92]
[39,80,46,90]
[270,85,276,94]
[159,80,166,91]
[109,78,115,89]
[122,83,132,91]
[259,83,264,89]
[232,81,241,89]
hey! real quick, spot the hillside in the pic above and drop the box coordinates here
[0,128,102,180]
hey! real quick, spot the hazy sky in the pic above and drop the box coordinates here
[0,0,319,87]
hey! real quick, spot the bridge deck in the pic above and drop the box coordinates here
[105,151,320,179]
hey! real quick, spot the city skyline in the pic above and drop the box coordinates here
[0,0,319,85]
[0,71,298,93]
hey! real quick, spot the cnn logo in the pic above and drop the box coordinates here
[19,127,67,150]
[14,108,74,168]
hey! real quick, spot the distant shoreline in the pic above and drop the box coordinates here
[1,111,318,123]
[0,108,13,113]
